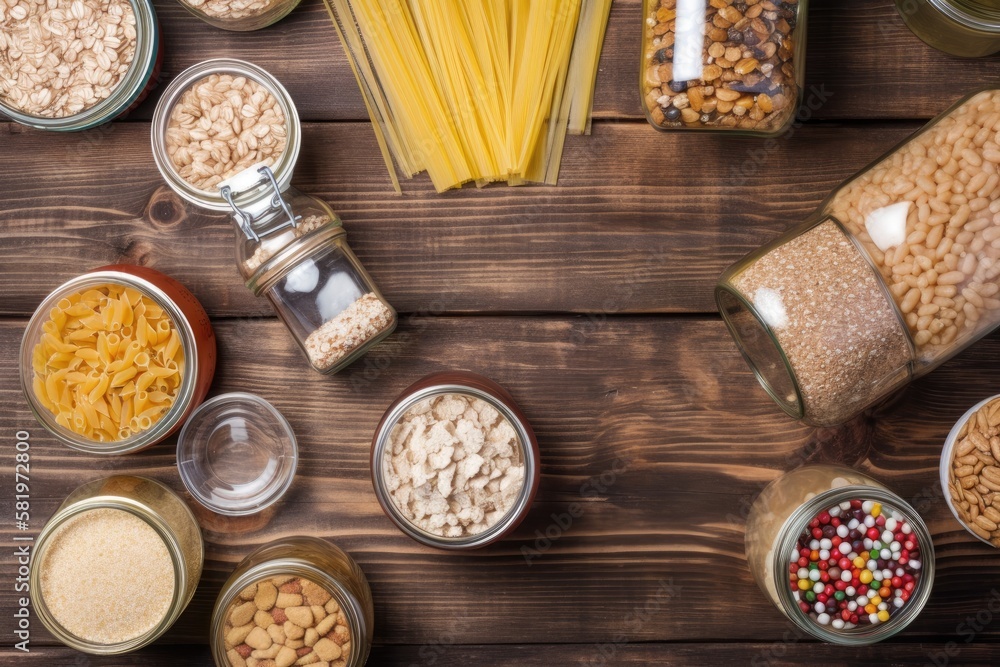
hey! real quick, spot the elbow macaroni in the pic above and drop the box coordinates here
[31,284,185,442]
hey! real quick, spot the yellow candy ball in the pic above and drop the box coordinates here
[878,610,890,622]
[798,578,812,591]
[859,570,874,584]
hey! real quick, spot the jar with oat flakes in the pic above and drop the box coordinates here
[175,0,301,31]
[641,0,808,134]
[151,59,396,375]
[0,0,162,131]
[717,88,1000,426]
[210,536,374,667]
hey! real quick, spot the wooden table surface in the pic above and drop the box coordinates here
[3,0,1000,664]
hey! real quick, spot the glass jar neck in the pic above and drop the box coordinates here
[930,0,1000,29]
[771,485,935,645]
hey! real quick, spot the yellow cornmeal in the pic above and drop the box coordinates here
[40,508,175,645]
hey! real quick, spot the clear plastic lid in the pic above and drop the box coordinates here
[177,393,297,516]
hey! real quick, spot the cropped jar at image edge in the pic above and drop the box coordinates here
[717,87,1000,426]
[0,0,163,130]
[640,0,808,135]
[371,371,541,550]
[211,536,374,667]
[940,394,1000,547]
[175,0,302,31]
[895,0,1000,57]
[30,476,204,655]
[151,58,397,376]
[20,265,216,454]
[745,465,935,644]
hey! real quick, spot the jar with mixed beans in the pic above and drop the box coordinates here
[211,536,374,667]
[717,88,1000,425]
[151,59,396,376]
[745,465,934,644]
[641,0,808,134]
[0,0,162,130]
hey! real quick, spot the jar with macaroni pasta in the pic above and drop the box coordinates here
[151,59,396,375]
[30,476,204,654]
[717,87,1000,426]
[20,266,216,454]
[211,536,374,666]
[745,465,934,644]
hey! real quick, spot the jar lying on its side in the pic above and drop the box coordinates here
[746,465,934,644]
[641,0,808,134]
[372,371,541,550]
[175,0,302,31]
[20,265,216,454]
[717,88,1000,426]
[0,0,162,130]
[30,476,204,654]
[151,59,396,375]
[895,0,1000,57]
[211,536,374,667]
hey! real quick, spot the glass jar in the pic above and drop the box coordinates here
[745,465,934,644]
[30,476,204,654]
[0,0,162,130]
[641,0,808,134]
[210,536,373,667]
[174,0,301,31]
[151,59,396,375]
[20,265,216,454]
[717,88,1000,426]
[895,0,1000,57]
[371,371,541,550]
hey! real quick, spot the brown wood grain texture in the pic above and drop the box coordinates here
[20,0,995,123]
[0,121,926,317]
[6,642,1000,665]
[3,318,1000,648]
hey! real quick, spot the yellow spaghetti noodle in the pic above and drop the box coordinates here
[325,0,611,192]
[31,284,185,443]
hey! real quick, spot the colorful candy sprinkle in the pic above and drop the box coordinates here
[789,498,921,630]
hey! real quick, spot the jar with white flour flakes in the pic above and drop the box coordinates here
[151,59,396,375]
[718,88,1000,426]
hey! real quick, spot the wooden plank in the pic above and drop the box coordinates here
[3,317,1000,647]
[41,0,999,123]
[7,642,1000,666]
[0,121,925,317]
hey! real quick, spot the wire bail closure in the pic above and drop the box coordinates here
[220,165,299,242]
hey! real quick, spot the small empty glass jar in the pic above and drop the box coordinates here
[372,371,541,550]
[177,392,297,516]
[641,0,808,134]
[745,465,934,644]
[211,536,374,667]
[31,476,204,654]
[151,59,396,375]
[895,0,1000,57]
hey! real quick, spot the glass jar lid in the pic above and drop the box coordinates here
[177,392,298,516]
[150,58,301,212]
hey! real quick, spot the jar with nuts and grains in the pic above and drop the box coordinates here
[641,0,807,134]
[895,0,1000,57]
[0,0,162,130]
[717,88,1000,425]
[151,59,396,376]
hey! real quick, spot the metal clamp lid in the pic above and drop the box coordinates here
[219,164,299,242]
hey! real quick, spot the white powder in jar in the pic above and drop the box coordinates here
[383,393,526,538]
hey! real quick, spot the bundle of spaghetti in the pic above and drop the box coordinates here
[324,0,611,192]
